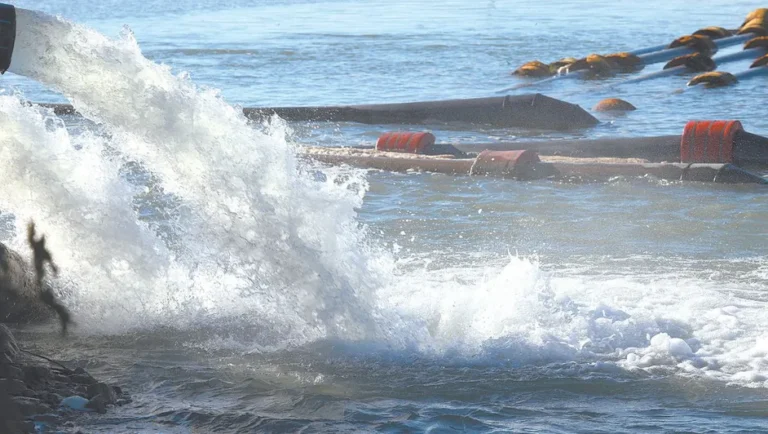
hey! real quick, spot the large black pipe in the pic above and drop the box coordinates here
[428,130,768,166]
[244,94,599,130]
[444,136,682,161]
[39,94,600,130]
[305,149,767,184]
[0,3,15,73]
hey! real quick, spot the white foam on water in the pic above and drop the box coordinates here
[374,255,768,387]
[3,8,768,388]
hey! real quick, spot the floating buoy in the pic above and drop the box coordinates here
[593,98,637,112]
[692,26,733,39]
[513,60,552,77]
[687,71,738,87]
[604,52,644,72]
[565,54,616,77]
[668,34,718,56]
[743,35,768,49]
[751,53,768,67]
[663,53,715,71]
[739,9,768,35]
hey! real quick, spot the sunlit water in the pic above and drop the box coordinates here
[2,0,768,432]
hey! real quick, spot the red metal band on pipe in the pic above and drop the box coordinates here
[693,121,711,162]
[681,121,698,162]
[707,120,728,162]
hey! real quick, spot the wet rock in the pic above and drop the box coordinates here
[36,391,63,407]
[85,394,108,414]
[33,413,61,425]
[69,373,98,385]
[0,324,19,361]
[0,386,27,434]
[87,382,117,404]
[0,378,29,395]
[73,367,86,375]
[12,396,51,417]
[23,365,52,385]
[0,363,23,379]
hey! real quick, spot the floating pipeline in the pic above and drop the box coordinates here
[38,94,600,131]
[499,35,753,93]
[687,56,768,88]
[302,147,767,185]
[342,121,768,167]
[617,37,768,86]
[301,121,768,184]
[502,8,768,93]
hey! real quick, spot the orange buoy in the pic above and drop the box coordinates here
[692,26,733,39]
[668,35,717,56]
[687,71,738,87]
[593,98,636,112]
[513,60,552,77]
[680,120,744,163]
[663,53,715,72]
[375,132,436,154]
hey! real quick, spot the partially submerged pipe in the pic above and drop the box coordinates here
[361,121,768,166]
[447,136,682,161]
[305,148,766,184]
[40,94,600,130]
[455,129,768,166]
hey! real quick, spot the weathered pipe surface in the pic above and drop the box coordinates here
[39,94,600,130]
[306,151,766,184]
[735,130,768,166]
[442,131,768,166]
[308,153,475,175]
[448,136,683,161]
[545,162,767,184]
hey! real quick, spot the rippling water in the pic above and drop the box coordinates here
[3,0,768,432]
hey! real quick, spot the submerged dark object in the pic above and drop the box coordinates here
[306,148,766,185]
[40,94,599,130]
[246,94,600,130]
[0,3,16,73]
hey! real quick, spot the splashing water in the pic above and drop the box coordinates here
[3,7,768,390]
[7,8,392,343]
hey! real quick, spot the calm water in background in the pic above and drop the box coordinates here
[3,0,768,432]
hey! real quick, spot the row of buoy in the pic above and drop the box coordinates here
[502,8,768,93]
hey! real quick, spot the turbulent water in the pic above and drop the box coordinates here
[2,0,768,432]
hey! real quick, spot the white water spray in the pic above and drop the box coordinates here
[3,7,768,389]
[7,8,393,342]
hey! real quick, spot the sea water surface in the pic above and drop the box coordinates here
[2,0,768,432]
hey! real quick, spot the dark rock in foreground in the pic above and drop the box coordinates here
[0,325,130,433]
